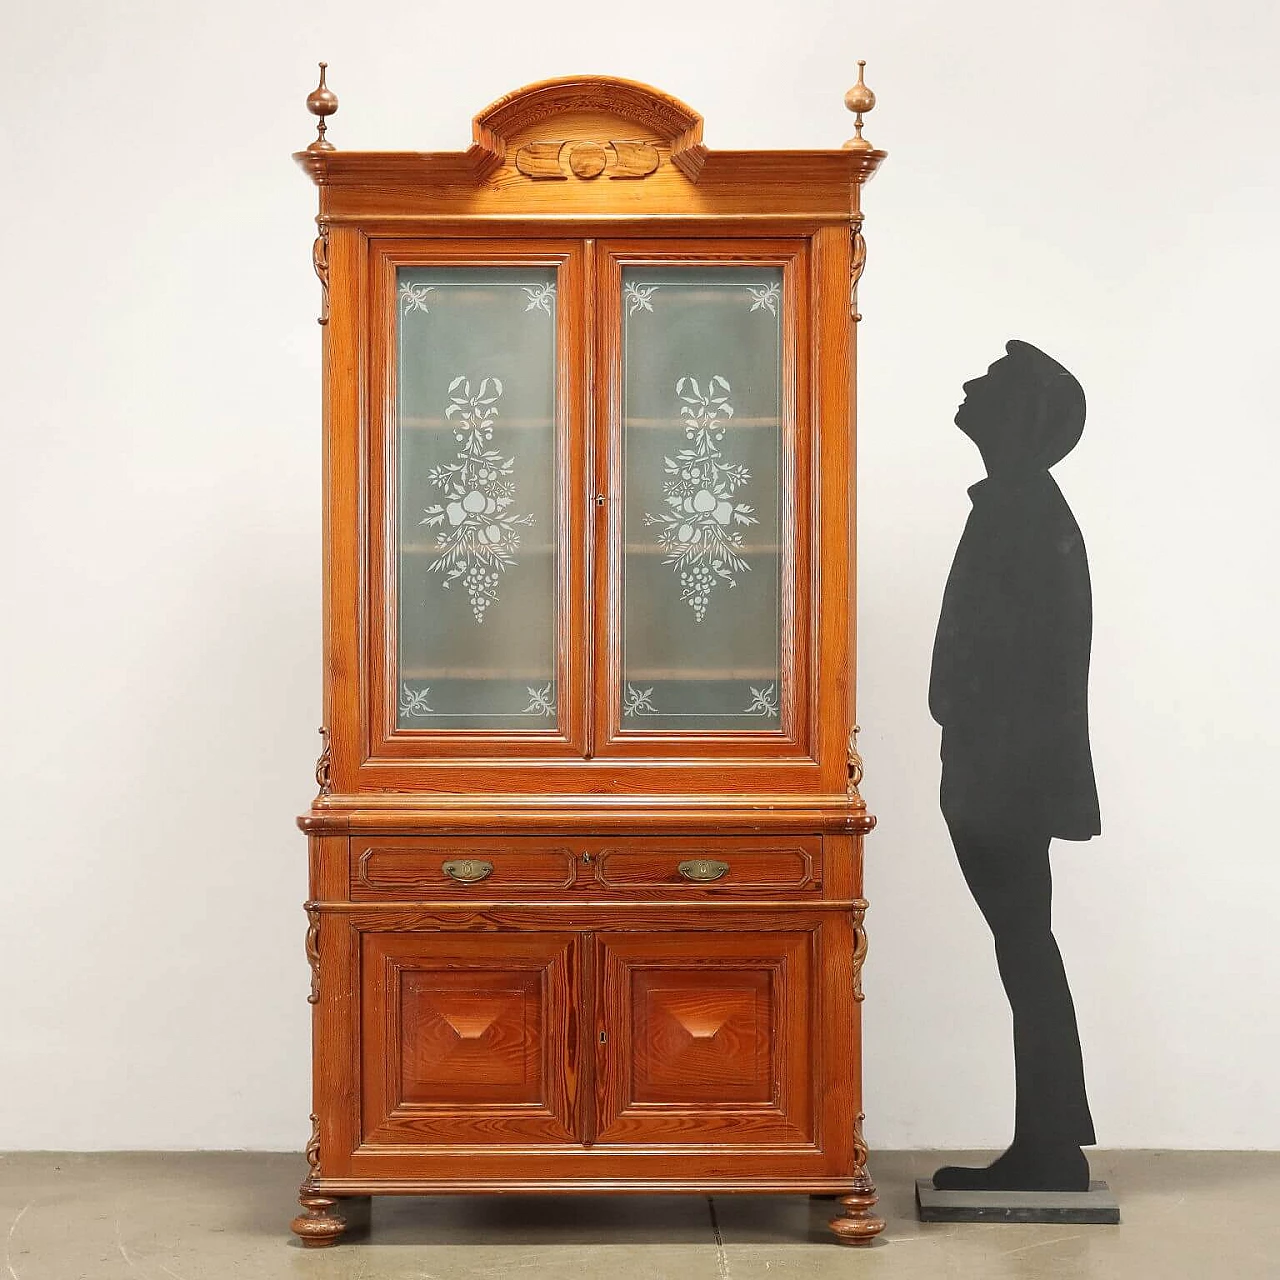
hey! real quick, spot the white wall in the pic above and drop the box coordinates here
[2,0,1276,1151]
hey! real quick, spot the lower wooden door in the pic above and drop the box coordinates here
[594,929,815,1145]
[352,918,833,1174]
[360,929,582,1145]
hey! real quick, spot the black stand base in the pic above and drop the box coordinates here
[916,1178,1119,1224]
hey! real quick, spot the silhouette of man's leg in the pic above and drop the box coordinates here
[933,817,1094,1191]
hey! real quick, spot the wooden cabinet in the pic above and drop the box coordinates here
[290,67,886,1247]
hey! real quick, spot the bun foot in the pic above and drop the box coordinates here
[291,1192,347,1247]
[828,1176,885,1245]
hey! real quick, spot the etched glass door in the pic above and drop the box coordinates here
[615,263,788,734]
[395,265,560,731]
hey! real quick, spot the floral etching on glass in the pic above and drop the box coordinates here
[399,684,434,717]
[746,282,781,316]
[522,684,555,716]
[642,375,757,621]
[399,282,435,314]
[624,282,659,316]
[419,376,534,623]
[522,282,556,315]
[623,684,659,717]
[621,681,779,720]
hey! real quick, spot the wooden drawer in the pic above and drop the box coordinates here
[352,838,578,900]
[591,836,821,896]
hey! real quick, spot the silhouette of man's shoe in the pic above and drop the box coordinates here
[932,1141,1090,1192]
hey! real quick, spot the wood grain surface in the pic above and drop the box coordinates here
[293,73,884,1247]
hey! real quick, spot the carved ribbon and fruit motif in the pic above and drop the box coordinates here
[515,140,660,180]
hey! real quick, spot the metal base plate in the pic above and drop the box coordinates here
[916,1178,1120,1224]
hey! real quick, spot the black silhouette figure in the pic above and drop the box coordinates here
[929,340,1100,1193]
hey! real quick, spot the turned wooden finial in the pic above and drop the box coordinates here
[306,62,338,152]
[843,60,876,151]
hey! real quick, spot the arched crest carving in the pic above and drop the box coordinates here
[468,76,707,181]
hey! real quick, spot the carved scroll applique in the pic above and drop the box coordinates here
[314,727,331,796]
[305,1112,321,1173]
[311,223,330,326]
[851,900,868,1003]
[850,223,867,322]
[305,906,320,1005]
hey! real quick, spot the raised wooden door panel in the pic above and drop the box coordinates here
[592,240,814,765]
[361,930,580,1145]
[595,928,814,1145]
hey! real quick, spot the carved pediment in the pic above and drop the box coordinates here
[468,76,707,181]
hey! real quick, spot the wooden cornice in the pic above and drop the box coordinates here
[293,75,886,220]
[298,795,876,837]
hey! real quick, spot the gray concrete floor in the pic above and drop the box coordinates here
[1,1150,1276,1279]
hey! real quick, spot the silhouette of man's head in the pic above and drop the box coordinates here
[955,341,1086,478]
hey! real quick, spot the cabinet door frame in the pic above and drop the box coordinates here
[591,238,813,761]
[324,225,849,795]
[363,237,589,767]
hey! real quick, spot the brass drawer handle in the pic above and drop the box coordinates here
[441,859,494,883]
[678,858,730,883]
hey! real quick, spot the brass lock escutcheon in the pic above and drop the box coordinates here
[442,858,494,883]
[677,858,730,883]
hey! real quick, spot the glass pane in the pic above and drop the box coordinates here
[621,266,783,732]
[396,266,558,730]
